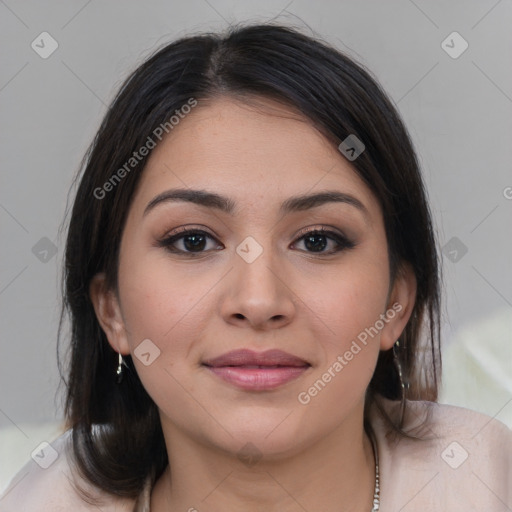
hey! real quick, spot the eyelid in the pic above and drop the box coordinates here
[294,225,347,241]
[159,224,219,241]
[161,224,350,241]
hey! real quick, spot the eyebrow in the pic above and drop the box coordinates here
[143,188,369,219]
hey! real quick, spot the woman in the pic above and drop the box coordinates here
[1,22,510,512]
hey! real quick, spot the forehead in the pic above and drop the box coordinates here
[130,95,379,219]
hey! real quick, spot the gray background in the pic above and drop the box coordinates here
[1,0,511,440]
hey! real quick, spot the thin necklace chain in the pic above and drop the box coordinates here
[369,428,380,511]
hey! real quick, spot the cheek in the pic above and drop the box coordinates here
[117,249,221,389]
[116,253,220,440]
[310,252,390,341]
[300,250,389,395]
[118,245,203,338]
[297,284,385,417]
[116,258,204,412]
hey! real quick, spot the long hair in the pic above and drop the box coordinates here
[58,21,441,499]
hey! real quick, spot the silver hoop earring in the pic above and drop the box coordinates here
[393,339,409,425]
[392,340,409,396]
[116,353,126,384]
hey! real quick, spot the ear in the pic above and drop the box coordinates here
[89,272,130,355]
[380,262,417,351]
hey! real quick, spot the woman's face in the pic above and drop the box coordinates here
[92,95,415,459]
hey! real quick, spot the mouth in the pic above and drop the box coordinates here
[202,349,311,391]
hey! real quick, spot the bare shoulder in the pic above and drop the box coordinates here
[0,430,135,512]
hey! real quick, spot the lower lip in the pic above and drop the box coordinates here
[204,365,309,390]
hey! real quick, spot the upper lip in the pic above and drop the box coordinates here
[202,349,310,368]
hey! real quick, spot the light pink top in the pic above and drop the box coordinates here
[1,397,511,511]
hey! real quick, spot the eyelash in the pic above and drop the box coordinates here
[156,226,356,256]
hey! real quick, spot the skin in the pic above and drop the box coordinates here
[90,95,416,512]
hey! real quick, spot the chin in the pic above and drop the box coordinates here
[202,407,324,462]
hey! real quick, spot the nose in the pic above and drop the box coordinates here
[220,241,296,331]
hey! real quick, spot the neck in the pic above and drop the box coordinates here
[151,402,376,512]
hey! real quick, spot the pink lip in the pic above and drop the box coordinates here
[202,349,310,391]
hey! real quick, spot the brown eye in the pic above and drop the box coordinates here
[293,228,355,254]
[157,226,355,257]
[157,229,221,255]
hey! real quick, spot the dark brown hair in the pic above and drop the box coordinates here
[58,21,441,499]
